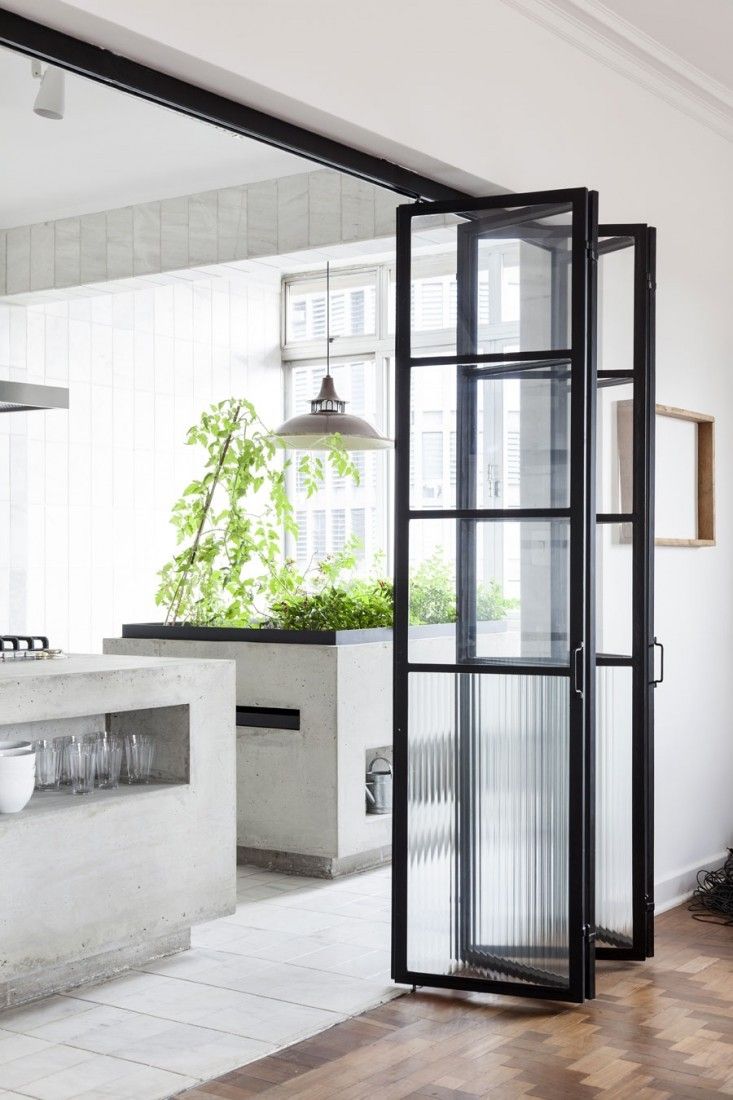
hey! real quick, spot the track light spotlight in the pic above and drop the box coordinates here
[32,61,65,120]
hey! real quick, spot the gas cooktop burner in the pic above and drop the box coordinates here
[0,635,65,660]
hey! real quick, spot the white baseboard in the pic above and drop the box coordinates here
[654,849,729,914]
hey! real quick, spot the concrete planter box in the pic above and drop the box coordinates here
[107,624,395,878]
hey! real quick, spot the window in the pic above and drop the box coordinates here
[332,509,346,551]
[282,250,522,573]
[285,269,378,345]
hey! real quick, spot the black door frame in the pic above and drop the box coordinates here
[392,189,597,1003]
[595,225,656,961]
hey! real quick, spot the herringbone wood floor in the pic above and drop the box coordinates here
[176,905,733,1099]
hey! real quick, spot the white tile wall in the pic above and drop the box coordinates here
[0,170,402,295]
[0,269,282,653]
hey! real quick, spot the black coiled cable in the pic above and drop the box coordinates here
[689,848,733,924]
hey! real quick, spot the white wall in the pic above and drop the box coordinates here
[5,0,733,906]
[0,270,282,652]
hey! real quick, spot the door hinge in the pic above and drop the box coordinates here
[647,272,656,291]
[583,924,597,942]
[586,242,598,262]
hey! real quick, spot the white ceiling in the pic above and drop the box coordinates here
[599,0,733,90]
[0,45,311,229]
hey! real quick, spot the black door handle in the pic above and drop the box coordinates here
[652,637,664,686]
[573,644,584,697]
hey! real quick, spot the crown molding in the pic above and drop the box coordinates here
[501,0,733,142]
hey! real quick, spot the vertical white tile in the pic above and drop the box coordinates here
[113,328,134,388]
[0,433,9,500]
[54,217,81,287]
[0,230,7,296]
[246,179,278,257]
[91,324,113,385]
[174,284,194,342]
[134,328,155,392]
[106,207,134,280]
[134,200,162,275]
[218,186,246,262]
[91,294,113,326]
[278,174,309,253]
[26,308,46,378]
[113,291,134,330]
[81,212,107,284]
[134,390,155,451]
[6,226,31,295]
[44,313,69,382]
[341,176,375,242]
[189,190,218,265]
[30,222,55,291]
[161,196,189,271]
[154,333,174,394]
[69,318,92,383]
[309,171,342,248]
[154,285,175,337]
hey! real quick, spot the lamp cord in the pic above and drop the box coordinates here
[689,848,733,924]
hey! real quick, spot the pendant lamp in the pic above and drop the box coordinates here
[274,264,392,451]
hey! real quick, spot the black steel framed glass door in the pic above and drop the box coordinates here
[392,189,598,1003]
[595,224,656,960]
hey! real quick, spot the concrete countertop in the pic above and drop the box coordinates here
[0,652,235,727]
[0,652,226,682]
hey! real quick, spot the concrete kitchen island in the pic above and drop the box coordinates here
[0,653,236,1008]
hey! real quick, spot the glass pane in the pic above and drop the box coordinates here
[410,203,573,357]
[285,269,377,343]
[407,671,570,987]
[408,519,570,664]
[596,665,633,947]
[410,362,571,511]
[597,523,632,656]
[597,381,633,514]
[598,239,634,372]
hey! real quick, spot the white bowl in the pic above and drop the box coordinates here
[0,740,33,756]
[0,754,35,813]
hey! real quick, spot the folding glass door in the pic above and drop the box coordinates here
[392,189,598,1003]
[595,225,656,960]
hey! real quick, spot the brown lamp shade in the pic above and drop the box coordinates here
[274,374,392,451]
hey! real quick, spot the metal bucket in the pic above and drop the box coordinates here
[365,755,392,814]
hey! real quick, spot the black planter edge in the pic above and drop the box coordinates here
[121,621,509,645]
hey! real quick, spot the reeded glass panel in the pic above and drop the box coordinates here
[596,665,633,947]
[408,519,570,665]
[597,523,632,656]
[598,239,634,372]
[410,204,573,356]
[597,381,633,516]
[409,362,571,511]
[407,671,570,987]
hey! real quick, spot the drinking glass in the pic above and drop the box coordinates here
[124,734,155,784]
[66,742,96,795]
[33,739,61,791]
[95,733,122,789]
[58,735,83,786]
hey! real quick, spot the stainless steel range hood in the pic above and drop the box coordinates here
[0,379,69,413]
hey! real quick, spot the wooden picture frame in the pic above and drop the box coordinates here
[617,401,715,547]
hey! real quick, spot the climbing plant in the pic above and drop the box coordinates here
[156,398,358,626]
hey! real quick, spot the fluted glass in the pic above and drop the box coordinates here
[407,671,570,988]
[595,664,633,946]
